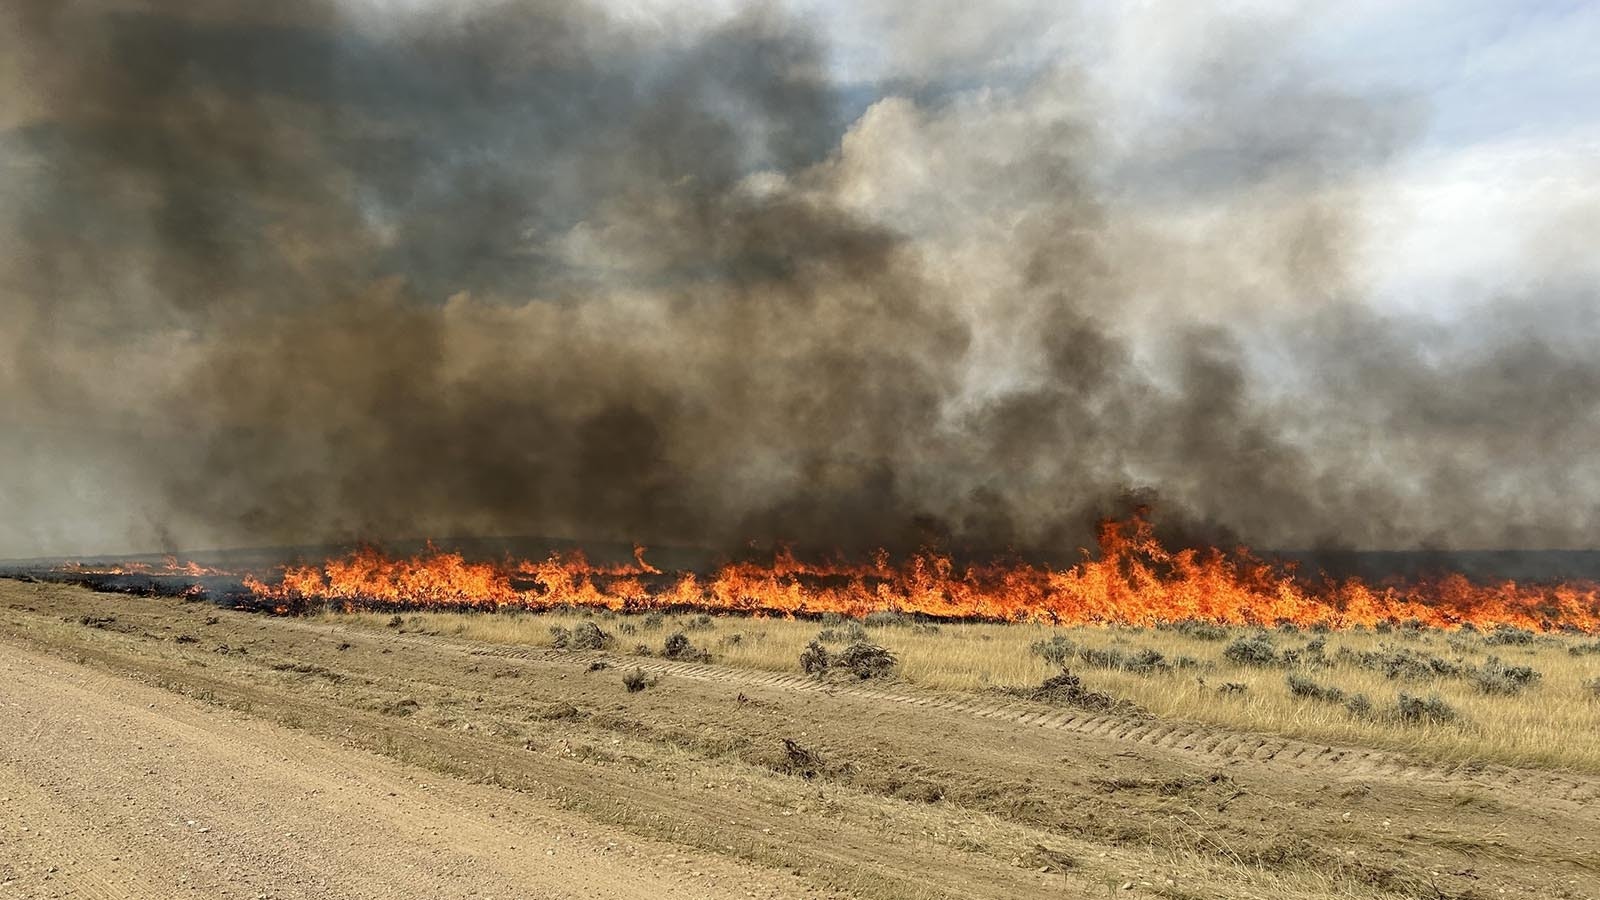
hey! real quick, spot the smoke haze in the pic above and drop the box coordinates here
[3,0,1597,559]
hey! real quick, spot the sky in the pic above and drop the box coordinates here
[1,0,1597,559]
[804,0,1600,311]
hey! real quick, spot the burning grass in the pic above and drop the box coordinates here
[249,514,1600,633]
[334,607,1600,773]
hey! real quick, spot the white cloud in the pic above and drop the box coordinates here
[1360,128,1600,314]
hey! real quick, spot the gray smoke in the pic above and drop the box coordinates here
[2,1,1597,559]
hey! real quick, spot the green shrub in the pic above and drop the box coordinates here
[864,610,915,628]
[678,613,716,631]
[818,621,867,644]
[1471,656,1540,695]
[1029,635,1075,668]
[1074,646,1129,669]
[1030,638,1184,675]
[1286,673,1346,703]
[1484,625,1536,646]
[1223,633,1279,667]
[1162,620,1229,641]
[1122,647,1174,674]
[1344,693,1374,718]
[1337,646,1465,680]
[1395,693,1459,725]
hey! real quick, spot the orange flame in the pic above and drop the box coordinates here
[56,558,232,577]
[242,515,1600,632]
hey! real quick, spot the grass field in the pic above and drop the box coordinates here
[328,608,1600,773]
[9,581,1598,899]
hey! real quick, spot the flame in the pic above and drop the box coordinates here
[56,558,232,577]
[243,515,1600,632]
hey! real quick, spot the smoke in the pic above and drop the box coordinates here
[2,0,1597,559]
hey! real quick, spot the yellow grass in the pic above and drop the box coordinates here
[326,608,1600,773]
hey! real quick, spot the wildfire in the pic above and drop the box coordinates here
[56,557,232,577]
[243,516,1600,632]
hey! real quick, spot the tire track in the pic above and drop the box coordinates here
[269,620,1600,808]
[443,639,1600,807]
[0,766,149,900]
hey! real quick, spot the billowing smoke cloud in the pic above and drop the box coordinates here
[2,0,1597,559]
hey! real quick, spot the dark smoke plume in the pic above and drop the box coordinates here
[2,1,1597,560]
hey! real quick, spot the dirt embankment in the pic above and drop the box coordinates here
[2,580,1597,900]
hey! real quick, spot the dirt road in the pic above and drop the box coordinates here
[0,644,823,900]
[2,580,1597,900]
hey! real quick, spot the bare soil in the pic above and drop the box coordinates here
[2,580,1596,899]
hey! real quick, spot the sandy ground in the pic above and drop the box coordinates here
[0,643,828,900]
[2,579,1597,900]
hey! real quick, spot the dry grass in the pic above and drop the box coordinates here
[328,608,1600,773]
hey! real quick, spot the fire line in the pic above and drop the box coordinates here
[232,515,1600,632]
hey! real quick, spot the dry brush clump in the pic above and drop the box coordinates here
[816,621,867,644]
[1335,645,1467,680]
[333,606,1600,772]
[550,621,613,651]
[862,610,942,634]
[1024,670,1126,712]
[1277,635,1329,667]
[798,627,897,679]
[778,738,824,779]
[1158,620,1231,641]
[1395,693,1460,725]
[1483,625,1537,647]
[1285,673,1373,719]
[676,614,717,632]
[1328,643,1542,696]
[1288,672,1462,726]
[1286,673,1346,703]
[661,631,712,663]
[832,641,897,679]
[1470,656,1541,695]
[1028,635,1199,675]
[1222,633,1281,667]
[622,667,659,693]
[1029,635,1076,668]
[799,639,830,677]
